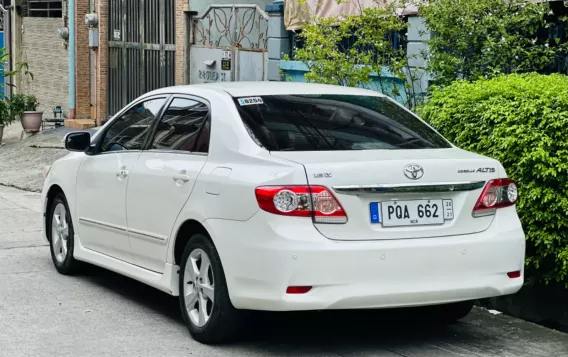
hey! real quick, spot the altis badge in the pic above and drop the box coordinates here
[238,97,264,106]
[458,167,496,174]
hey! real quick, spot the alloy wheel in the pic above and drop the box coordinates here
[51,202,69,263]
[183,248,215,327]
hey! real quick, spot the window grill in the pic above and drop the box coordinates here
[21,0,63,18]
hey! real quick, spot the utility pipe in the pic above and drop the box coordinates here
[68,0,76,118]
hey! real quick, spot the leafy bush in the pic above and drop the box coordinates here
[291,0,424,109]
[0,100,10,126]
[420,73,568,285]
[9,93,39,118]
[421,0,567,86]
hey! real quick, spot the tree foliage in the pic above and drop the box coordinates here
[420,73,568,285]
[291,0,423,109]
[422,0,567,85]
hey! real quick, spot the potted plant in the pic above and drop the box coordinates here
[0,47,32,141]
[10,93,42,133]
[0,99,11,143]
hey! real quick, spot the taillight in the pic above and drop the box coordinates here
[255,185,347,224]
[473,178,518,217]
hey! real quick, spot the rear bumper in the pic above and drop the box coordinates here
[207,208,525,311]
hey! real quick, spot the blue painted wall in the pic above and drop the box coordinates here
[280,60,408,104]
[0,32,5,98]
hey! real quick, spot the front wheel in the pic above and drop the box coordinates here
[48,193,80,275]
[178,234,241,344]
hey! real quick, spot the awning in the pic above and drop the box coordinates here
[283,0,558,31]
[284,0,420,31]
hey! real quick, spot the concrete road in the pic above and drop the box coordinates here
[1,185,567,357]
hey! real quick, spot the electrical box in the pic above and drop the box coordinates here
[89,28,99,48]
[85,13,99,27]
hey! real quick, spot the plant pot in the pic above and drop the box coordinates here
[0,124,4,143]
[21,111,43,133]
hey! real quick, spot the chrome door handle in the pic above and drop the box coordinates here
[173,174,190,183]
[116,169,129,178]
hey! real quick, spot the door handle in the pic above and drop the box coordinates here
[116,169,129,178]
[173,174,190,183]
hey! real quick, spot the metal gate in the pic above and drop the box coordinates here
[108,0,176,116]
[190,5,269,84]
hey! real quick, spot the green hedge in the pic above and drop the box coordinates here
[420,73,568,285]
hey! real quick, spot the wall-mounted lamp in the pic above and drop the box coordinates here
[57,27,69,49]
[57,27,69,41]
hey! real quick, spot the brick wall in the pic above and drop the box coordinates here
[75,0,91,119]
[21,17,69,117]
[175,0,186,85]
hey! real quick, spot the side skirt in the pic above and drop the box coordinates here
[73,234,180,296]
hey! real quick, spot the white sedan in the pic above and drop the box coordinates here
[42,82,525,344]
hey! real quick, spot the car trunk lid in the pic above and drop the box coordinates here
[271,148,499,241]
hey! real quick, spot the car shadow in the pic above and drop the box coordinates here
[236,309,466,350]
[80,263,472,336]
[79,263,184,324]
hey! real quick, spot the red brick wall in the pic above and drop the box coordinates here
[95,0,108,125]
[75,0,91,119]
[175,0,186,85]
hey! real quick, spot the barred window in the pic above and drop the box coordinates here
[21,0,63,18]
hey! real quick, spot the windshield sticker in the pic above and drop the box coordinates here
[238,97,264,106]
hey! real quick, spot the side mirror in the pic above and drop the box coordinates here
[64,132,91,152]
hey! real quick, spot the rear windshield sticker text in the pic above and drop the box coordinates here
[238,97,264,106]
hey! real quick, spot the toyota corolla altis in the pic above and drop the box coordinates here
[42,82,525,344]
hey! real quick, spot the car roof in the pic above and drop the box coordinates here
[148,81,386,98]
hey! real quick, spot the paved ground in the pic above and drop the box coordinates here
[1,185,568,357]
[0,124,97,192]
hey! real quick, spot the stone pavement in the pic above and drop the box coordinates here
[1,185,568,357]
[0,124,97,192]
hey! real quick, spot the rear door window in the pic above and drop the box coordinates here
[234,95,451,151]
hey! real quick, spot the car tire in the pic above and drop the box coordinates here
[47,193,80,275]
[434,300,475,323]
[178,234,241,344]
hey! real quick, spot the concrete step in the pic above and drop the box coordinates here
[64,119,96,130]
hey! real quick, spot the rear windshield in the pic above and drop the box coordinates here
[234,95,451,151]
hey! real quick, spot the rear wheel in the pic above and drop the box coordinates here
[48,193,80,275]
[178,234,241,344]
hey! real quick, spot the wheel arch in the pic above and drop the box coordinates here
[172,219,211,266]
[44,184,65,242]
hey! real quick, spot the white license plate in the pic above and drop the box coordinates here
[370,199,454,227]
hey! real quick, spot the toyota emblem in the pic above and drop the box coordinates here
[403,164,424,180]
